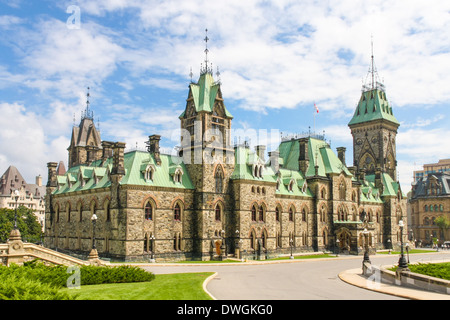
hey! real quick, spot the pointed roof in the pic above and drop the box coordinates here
[180,71,233,118]
[0,165,46,198]
[348,88,399,126]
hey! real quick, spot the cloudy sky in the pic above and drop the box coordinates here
[1,0,450,193]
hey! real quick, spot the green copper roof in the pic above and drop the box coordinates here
[179,72,233,118]
[277,137,352,178]
[365,173,403,198]
[52,151,194,195]
[230,146,277,182]
[348,88,399,126]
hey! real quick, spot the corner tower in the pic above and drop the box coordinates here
[348,49,400,181]
[67,88,102,168]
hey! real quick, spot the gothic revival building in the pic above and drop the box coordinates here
[44,53,407,262]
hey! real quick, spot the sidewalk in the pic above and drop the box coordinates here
[338,268,450,300]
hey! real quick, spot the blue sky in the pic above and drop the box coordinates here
[1,0,450,193]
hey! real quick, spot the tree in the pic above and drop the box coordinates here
[0,207,43,243]
[435,215,450,241]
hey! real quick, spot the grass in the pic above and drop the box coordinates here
[390,262,450,281]
[63,272,214,300]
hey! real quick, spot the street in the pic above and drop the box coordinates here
[142,251,450,300]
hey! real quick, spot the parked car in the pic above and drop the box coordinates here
[443,241,450,249]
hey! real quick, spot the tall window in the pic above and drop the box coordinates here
[145,202,153,220]
[259,206,264,222]
[105,201,111,221]
[289,207,294,221]
[215,204,221,221]
[215,167,224,193]
[251,205,257,221]
[275,206,280,222]
[174,203,181,221]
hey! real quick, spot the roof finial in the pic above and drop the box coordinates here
[201,28,213,75]
[371,35,374,90]
[82,86,94,120]
[362,36,385,93]
[189,67,193,83]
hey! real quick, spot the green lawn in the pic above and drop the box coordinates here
[63,272,214,300]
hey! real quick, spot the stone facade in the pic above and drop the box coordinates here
[44,67,408,262]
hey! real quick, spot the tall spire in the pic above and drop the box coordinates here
[362,36,384,93]
[200,28,213,75]
[81,86,94,120]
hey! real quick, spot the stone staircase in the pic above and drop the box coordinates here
[0,230,101,266]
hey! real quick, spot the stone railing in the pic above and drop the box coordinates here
[363,261,450,295]
[0,229,102,266]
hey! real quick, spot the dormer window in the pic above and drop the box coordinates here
[288,179,295,192]
[173,168,183,183]
[145,165,155,181]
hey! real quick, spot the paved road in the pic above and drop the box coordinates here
[141,251,450,300]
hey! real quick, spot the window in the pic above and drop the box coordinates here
[145,166,154,181]
[105,201,111,221]
[174,203,181,221]
[289,207,294,221]
[215,167,224,193]
[259,206,264,222]
[215,204,221,221]
[251,205,257,221]
[288,180,294,192]
[301,208,306,222]
[145,202,153,220]
[275,206,280,222]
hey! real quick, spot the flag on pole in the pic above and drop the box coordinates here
[314,102,319,113]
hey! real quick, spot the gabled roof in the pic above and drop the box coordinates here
[230,146,277,182]
[52,151,194,195]
[179,72,233,118]
[348,88,399,126]
[277,137,352,178]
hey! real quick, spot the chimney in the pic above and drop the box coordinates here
[102,141,114,160]
[298,138,309,174]
[36,175,42,187]
[147,135,161,165]
[255,145,266,161]
[46,162,58,187]
[111,142,126,176]
[337,147,346,165]
[268,151,279,173]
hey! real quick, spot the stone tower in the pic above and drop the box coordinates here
[348,52,400,181]
[178,31,235,258]
[67,88,102,168]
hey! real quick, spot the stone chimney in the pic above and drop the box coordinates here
[268,150,279,173]
[46,162,58,187]
[255,145,266,161]
[337,147,346,165]
[102,141,114,160]
[298,138,309,174]
[111,142,126,176]
[36,175,42,187]
[147,135,161,165]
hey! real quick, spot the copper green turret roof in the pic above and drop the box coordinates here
[348,88,399,126]
[179,72,233,118]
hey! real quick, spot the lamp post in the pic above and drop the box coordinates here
[91,213,97,250]
[150,235,155,262]
[397,220,409,271]
[363,228,371,263]
[289,238,294,259]
[387,239,391,254]
[336,239,340,257]
[13,189,20,230]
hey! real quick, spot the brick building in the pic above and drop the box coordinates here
[44,56,407,261]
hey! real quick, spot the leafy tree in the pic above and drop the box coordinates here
[0,207,43,243]
[435,215,450,241]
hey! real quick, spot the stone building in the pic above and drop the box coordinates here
[409,171,450,246]
[44,55,407,261]
[0,165,47,229]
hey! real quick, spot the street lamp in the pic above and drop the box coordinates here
[336,239,340,257]
[398,220,409,271]
[363,228,371,263]
[91,213,98,250]
[289,238,294,259]
[13,189,20,229]
[387,239,391,254]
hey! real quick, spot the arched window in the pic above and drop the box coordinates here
[145,202,153,220]
[289,207,294,221]
[215,166,224,193]
[258,206,264,222]
[174,203,181,221]
[275,206,281,222]
[288,180,294,192]
[215,204,222,221]
[261,230,267,249]
[104,200,111,221]
[251,205,257,221]
[66,203,71,223]
[301,208,306,222]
